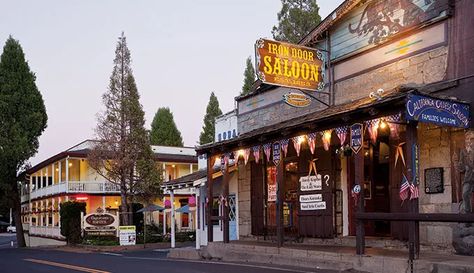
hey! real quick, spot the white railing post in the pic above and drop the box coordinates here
[65,157,69,193]
[171,190,175,248]
[58,160,62,183]
[58,196,61,229]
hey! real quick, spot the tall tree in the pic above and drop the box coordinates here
[199,92,222,145]
[272,0,322,44]
[88,33,160,225]
[241,56,256,96]
[0,37,47,247]
[150,107,184,147]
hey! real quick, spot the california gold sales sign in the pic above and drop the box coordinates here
[255,38,325,91]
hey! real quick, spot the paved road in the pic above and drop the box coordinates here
[0,233,16,248]
[0,246,339,273]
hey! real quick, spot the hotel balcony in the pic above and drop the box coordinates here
[24,181,120,201]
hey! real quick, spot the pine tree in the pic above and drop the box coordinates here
[150,107,184,147]
[272,0,322,44]
[199,92,222,145]
[88,33,160,225]
[0,36,47,247]
[241,56,256,96]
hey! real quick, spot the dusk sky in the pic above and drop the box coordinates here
[1,0,343,165]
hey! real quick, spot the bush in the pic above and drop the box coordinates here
[60,201,86,245]
[82,235,118,246]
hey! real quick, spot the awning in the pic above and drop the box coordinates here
[175,205,190,213]
[137,204,165,213]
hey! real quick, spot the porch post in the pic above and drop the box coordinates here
[65,157,69,193]
[195,191,200,250]
[223,164,230,243]
[162,197,166,235]
[355,141,365,255]
[58,161,62,183]
[276,157,284,247]
[207,154,213,242]
[171,190,176,248]
[405,121,420,259]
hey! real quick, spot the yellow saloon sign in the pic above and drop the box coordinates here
[255,38,325,91]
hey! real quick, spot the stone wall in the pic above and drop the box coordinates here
[237,161,251,238]
[334,46,448,104]
[418,123,460,250]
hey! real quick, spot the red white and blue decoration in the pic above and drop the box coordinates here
[292,136,303,156]
[252,145,261,163]
[335,126,348,147]
[280,139,290,157]
[350,123,363,154]
[399,174,410,202]
[307,132,317,154]
[263,143,272,162]
[365,118,379,144]
[272,142,281,166]
[321,130,333,151]
[386,113,402,139]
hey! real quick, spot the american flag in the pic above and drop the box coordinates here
[307,132,317,154]
[292,136,303,156]
[252,145,261,163]
[386,113,401,139]
[365,119,379,144]
[280,139,290,157]
[335,126,348,147]
[263,143,272,162]
[410,181,420,200]
[400,174,410,201]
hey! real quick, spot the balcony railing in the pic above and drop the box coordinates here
[21,193,30,203]
[29,226,63,239]
[27,181,120,200]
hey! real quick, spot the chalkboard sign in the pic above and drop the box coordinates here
[424,168,444,194]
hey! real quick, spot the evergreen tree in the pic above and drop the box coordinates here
[272,0,322,44]
[0,36,47,247]
[150,107,184,147]
[88,33,160,225]
[199,92,222,145]
[241,56,256,96]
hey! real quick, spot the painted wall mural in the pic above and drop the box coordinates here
[348,0,449,45]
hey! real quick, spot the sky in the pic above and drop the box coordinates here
[0,0,343,165]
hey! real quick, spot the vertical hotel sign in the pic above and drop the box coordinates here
[255,38,325,91]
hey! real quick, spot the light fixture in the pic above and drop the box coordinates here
[114,200,119,206]
[55,168,59,172]
[76,196,88,201]
[237,149,245,158]
[68,163,72,167]
[379,119,388,129]
[297,135,306,144]
[172,164,175,168]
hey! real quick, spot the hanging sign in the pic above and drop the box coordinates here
[299,194,322,203]
[268,184,277,202]
[406,94,470,128]
[300,175,322,191]
[220,155,225,174]
[255,38,325,91]
[283,92,312,108]
[300,201,326,211]
[272,142,281,166]
[350,123,363,154]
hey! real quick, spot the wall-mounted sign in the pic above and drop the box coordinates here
[255,38,325,91]
[283,92,312,108]
[300,175,322,191]
[119,226,136,246]
[406,94,470,128]
[300,201,326,211]
[272,142,281,166]
[299,194,322,203]
[268,184,277,202]
[350,123,363,154]
[83,213,118,236]
[425,168,444,194]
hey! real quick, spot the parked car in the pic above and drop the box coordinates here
[7,225,16,233]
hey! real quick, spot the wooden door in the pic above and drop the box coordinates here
[251,161,265,236]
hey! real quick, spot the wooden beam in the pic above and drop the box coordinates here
[207,154,213,243]
[354,140,365,255]
[223,166,230,243]
[276,159,284,248]
[405,121,419,258]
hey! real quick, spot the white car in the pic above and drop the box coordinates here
[6,226,16,233]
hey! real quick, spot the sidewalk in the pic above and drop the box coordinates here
[168,241,474,273]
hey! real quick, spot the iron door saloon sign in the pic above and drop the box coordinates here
[406,94,470,128]
[255,38,325,91]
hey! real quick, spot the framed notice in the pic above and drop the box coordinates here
[424,168,444,194]
[119,226,136,246]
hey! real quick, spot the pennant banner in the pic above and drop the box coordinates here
[252,145,261,163]
[335,126,348,147]
[307,132,317,154]
[321,130,332,151]
[365,119,379,144]
[243,148,251,165]
[280,139,290,157]
[263,143,272,162]
[292,136,303,156]
[386,113,402,139]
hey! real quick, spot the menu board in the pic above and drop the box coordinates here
[424,168,444,194]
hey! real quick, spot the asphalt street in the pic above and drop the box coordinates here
[0,244,341,273]
[0,233,16,248]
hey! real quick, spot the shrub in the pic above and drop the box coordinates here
[60,201,86,245]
